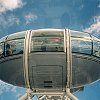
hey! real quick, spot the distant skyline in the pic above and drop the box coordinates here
[0,0,100,100]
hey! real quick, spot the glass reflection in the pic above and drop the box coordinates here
[93,40,100,57]
[0,43,4,58]
[31,31,64,52]
[0,30,100,58]
[71,31,90,39]
[7,31,25,40]
[71,38,92,54]
[5,39,24,56]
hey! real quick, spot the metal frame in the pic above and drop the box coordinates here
[23,30,32,100]
[64,29,77,100]
[20,29,78,100]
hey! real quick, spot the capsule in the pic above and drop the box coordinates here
[0,29,100,92]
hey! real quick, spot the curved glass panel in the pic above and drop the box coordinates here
[5,39,24,56]
[7,31,26,40]
[31,31,64,52]
[0,42,4,58]
[4,32,25,56]
[93,40,100,57]
[72,38,92,54]
[71,30,91,39]
[32,31,64,37]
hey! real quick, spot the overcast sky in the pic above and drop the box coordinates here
[0,0,100,100]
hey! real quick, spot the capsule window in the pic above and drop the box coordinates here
[71,31,90,39]
[0,42,4,58]
[71,38,92,54]
[5,39,24,56]
[93,40,100,57]
[31,31,64,52]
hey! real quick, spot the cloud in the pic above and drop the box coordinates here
[7,14,20,26]
[0,14,20,30]
[0,0,25,31]
[24,12,38,25]
[0,80,17,95]
[98,5,100,8]
[0,0,25,13]
[84,16,100,34]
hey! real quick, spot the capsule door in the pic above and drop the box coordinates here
[28,29,67,92]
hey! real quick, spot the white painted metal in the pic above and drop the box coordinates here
[64,29,78,100]
[66,88,78,100]
[23,30,31,89]
[18,93,28,100]
[23,30,33,100]
[39,95,46,100]
[65,29,72,88]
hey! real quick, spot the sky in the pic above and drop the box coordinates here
[0,0,100,100]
